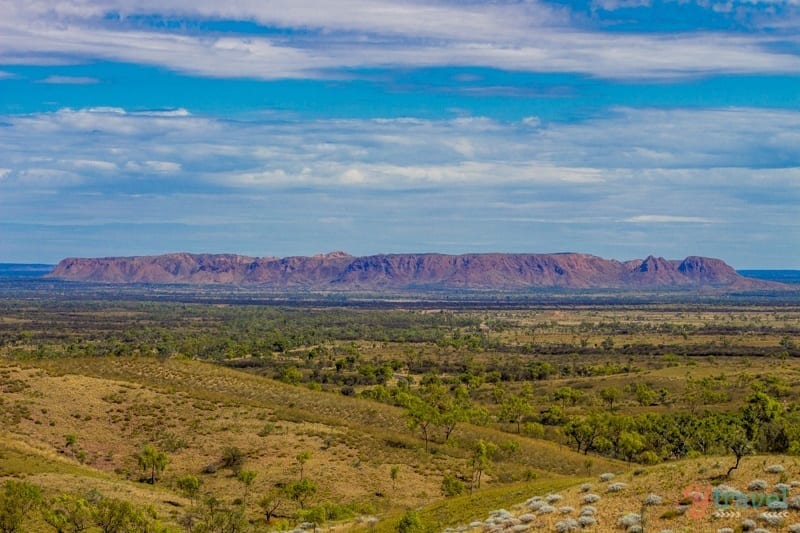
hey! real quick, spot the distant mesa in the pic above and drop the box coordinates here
[46,252,784,292]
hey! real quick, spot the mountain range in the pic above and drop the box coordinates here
[46,252,783,292]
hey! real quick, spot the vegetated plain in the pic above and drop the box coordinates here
[1,286,800,532]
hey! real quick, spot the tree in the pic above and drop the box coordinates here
[470,439,498,493]
[176,476,201,506]
[91,497,153,533]
[64,434,78,460]
[296,451,311,480]
[725,425,753,478]
[0,480,42,533]
[285,478,317,509]
[553,387,583,409]
[499,387,533,434]
[741,391,782,442]
[237,470,257,503]
[42,494,92,533]
[390,466,400,492]
[258,488,285,522]
[618,431,645,462]
[400,393,437,452]
[599,387,623,412]
[136,445,168,484]
[564,417,602,455]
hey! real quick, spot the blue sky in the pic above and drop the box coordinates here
[1,1,798,268]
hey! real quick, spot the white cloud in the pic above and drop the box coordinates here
[625,215,714,223]
[0,1,798,79]
[39,75,98,84]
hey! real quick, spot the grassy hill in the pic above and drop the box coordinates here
[0,356,620,531]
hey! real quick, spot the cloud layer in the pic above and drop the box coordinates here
[1,106,797,266]
[1,0,799,79]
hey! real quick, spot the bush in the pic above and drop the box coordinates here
[440,475,464,497]
[559,506,574,515]
[617,512,641,528]
[554,518,580,532]
[397,510,424,533]
[766,464,785,474]
[608,482,628,493]
[741,519,757,531]
[748,479,768,491]
[538,504,556,514]
[580,506,596,516]
[578,515,596,527]
[580,483,592,493]
[545,493,563,504]
[643,494,663,506]
[582,494,601,504]
[599,473,615,482]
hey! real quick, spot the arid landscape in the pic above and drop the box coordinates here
[2,272,800,531]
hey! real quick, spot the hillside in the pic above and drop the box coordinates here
[47,252,780,291]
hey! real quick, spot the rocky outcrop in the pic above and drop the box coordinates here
[47,252,780,291]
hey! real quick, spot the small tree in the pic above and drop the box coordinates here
[237,470,257,503]
[285,478,317,509]
[599,387,623,412]
[176,476,201,506]
[295,451,311,480]
[390,466,400,492]
[726,426,754,478]
[42,494,92,533]
[0,480,42,533]
[259,487,285,522]
[135,445,168,484]
[470,439,497,492]
[64,434,78,460]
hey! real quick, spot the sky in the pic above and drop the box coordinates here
[0,1,799,268]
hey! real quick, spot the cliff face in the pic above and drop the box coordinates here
[47,252,777,291]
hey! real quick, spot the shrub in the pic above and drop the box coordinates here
[538,505,556,514]
[582,494,601,504]
[766,464,785,474]
[545,493,563,504]
[775,483,791,494]
[554,518,580,532]
[440,475,464,497]
[599,473,615,482]
[789,495,800,510]
[580,483,592,493]
[748,479,768,491]
[643,494,663,506]
[559,506,574,515]
[577,515,596,527]
[580,506,596,516]
[741,519,757,531]
[518,513,536,523]
[717,529,734,533]
[397,510,424,533]
[528,500,544,511]
[617,512,641,528]
[608,482,628,493]
[788,524,800,533]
